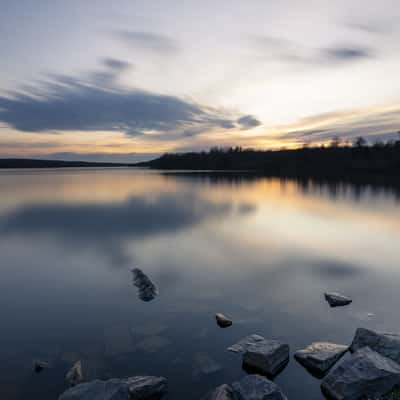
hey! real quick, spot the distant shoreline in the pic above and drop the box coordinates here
[0,158,133,169]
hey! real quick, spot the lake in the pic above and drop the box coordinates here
[1,168,400,399]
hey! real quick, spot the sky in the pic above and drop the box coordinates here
[1,0,400,162]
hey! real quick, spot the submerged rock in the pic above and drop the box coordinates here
[58,375,167,400]
[231,374,287,400]
[131,268,159,302]
[350,327,400,364]
[194,353,223,375]
[324,292,352,307]
[33,360,49,373]
[240,337,289,377]
[228,334,265,353]
[201,384,236,400]
[294,342,348,376]
[216,313,233,328]
[66,360,83,386]
[321,347,400,400]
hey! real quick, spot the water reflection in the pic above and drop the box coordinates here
[0,169,399,400]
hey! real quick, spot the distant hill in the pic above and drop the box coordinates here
[137,144,400,179]
[0,158,130,169]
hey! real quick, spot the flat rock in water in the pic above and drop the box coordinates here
[201,384,236,400]
[126,376,167,399]
[350,327,400,364]
[104,325,135,357]
[294,342,348,375]
[66,360,83,386]
[194,353,223,375]
[131,268,158,302]
[231,374,288,400]
[58,375,167,400]
[216,313,233,328]
[242,339,290,377]
[228,335,265,353]
[324,292,352,307]
[321,347,400,400]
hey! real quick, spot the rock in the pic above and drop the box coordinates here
[201,384,237,400]
[66,360,83,386]
[228,335,265,353]
[231,374,287,400]
[350,327,400,364]
[194,353,223,375]
[216,313,233,328]
[131,268,158,302]
[58,375,167,400]
[321,347,400,400]
[294,342,348,376]
[126,376,167,399]
[324,292,352,307]
[242,339,289,377]
[33,360,49,373]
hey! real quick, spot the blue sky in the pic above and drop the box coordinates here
[1,0,400,161]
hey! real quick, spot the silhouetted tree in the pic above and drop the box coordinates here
[354,136,367,148]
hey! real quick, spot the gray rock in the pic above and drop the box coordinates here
[294,342,348,375]
[201,384,237,400]
[228,335,265,353]
[58,375,167,400]
[131,268,158,302]
[216,313,233,328]
[324,292,352,307]
[231,374,287,400]
[33,360,49,373]
[350,328,400,364]
[126,376,167,399]
[321,347,400,400]
[66,360,83,386]
[242,339,289,377]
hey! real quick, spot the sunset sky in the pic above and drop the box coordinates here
[1,0,400,162]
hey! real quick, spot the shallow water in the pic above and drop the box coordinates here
[0,168,400,399]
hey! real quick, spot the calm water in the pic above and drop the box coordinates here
[1,168,400,399]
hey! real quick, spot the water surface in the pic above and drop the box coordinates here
[1,168,400,399]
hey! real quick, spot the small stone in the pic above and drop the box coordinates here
[294,342,348,375]
[131,268,158,302]
[66,360,83,386]
[33,360,49,373]
[321,347,400,400]
[201,384,236,400]
[324,292,352,307]
[242,339,289,377]
[216,313,233,328]
[228,334,265,353]
[350,327,400,364]
[232,374,287,400]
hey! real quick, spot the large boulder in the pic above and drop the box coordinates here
[201,384,237,400]
[324,292,352,307]
[228,335,265,354]
[242,340,289,377]
[231,375,287,400]
[294,342,348,376]
[350,328,400,364]
[321,347,400,400]
[58,375,167,400]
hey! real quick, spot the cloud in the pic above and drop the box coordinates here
[115,30,179,53]
[251,36,374,66]
[0,59,259,138]
[237,115,261,129]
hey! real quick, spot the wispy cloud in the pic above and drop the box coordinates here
[0,59,261,139]
[114,30,179,53]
